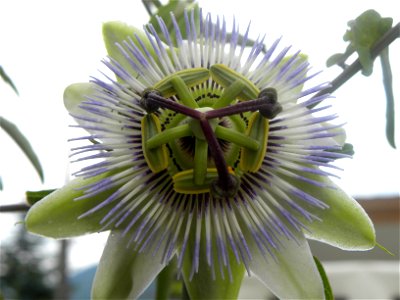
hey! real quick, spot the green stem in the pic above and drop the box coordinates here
[0,204,30,212]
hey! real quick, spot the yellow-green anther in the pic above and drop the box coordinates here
[215,125,259,151]
[194,139,208,185]
[212,80,246,109]
[210,64,259,100]
[146,124,192,149]
[173,168,219,194]
[240,112,269,172]
[141,114,168,173]
[154,68,209,98]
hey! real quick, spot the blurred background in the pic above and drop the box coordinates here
[0,0,399,299]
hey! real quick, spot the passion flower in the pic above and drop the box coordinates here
[26,9,375,299]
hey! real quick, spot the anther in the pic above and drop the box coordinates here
[258,88,282,119]
[259,87,278,104]
[140,89,161,113]
[210,173,240,199]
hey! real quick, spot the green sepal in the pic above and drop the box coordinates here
[292,174,376,250]
[103,21,155,80]
[25,172,119,238]
[64,82,96,118]
[210,64,259,100]
[173,168,219,194]
[142,114,168,173]
[278,53,309,98]
[148,0,200,45]
[239,112,269,172]
[154,68,209,98]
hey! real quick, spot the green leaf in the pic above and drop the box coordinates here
[380,48,396,148]
[0,116,43,182]
[0,177,2,190]
[26,189,56,206]
[0,65,18,95]
[314,256,334,300]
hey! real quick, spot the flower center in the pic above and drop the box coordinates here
[140,64,281,198]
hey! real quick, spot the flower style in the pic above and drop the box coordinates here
[26,10,375,299]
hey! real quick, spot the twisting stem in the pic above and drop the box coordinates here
[309,22,400,108]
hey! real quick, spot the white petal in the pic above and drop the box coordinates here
[92,229,170,299]
[248,231,325,299]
